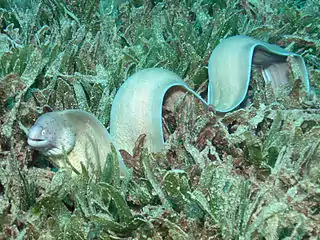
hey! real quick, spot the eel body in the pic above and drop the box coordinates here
[110,68,206,155]
[110,35,310,154]
[207,35,310,112]
[28,35,310,173]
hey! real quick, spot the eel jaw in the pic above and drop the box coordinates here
[27,136,60,156]
[27,127,57,155]
[27,137,49,149]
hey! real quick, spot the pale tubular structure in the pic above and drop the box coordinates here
[208,35,309,112]
[110,35,310,154]
[110,68,206,155]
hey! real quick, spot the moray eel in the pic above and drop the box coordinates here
[28,35,310,168]
[27,110,127,176]
[110,35,310,154]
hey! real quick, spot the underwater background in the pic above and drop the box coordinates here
[0,0,319,239]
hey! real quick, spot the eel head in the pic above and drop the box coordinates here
[27,112,76,156]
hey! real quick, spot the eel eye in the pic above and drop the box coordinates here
[41,129,46,135]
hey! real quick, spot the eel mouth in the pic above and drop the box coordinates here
[27,137,49,148]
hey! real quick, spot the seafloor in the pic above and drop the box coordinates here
[0,0,319,239]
